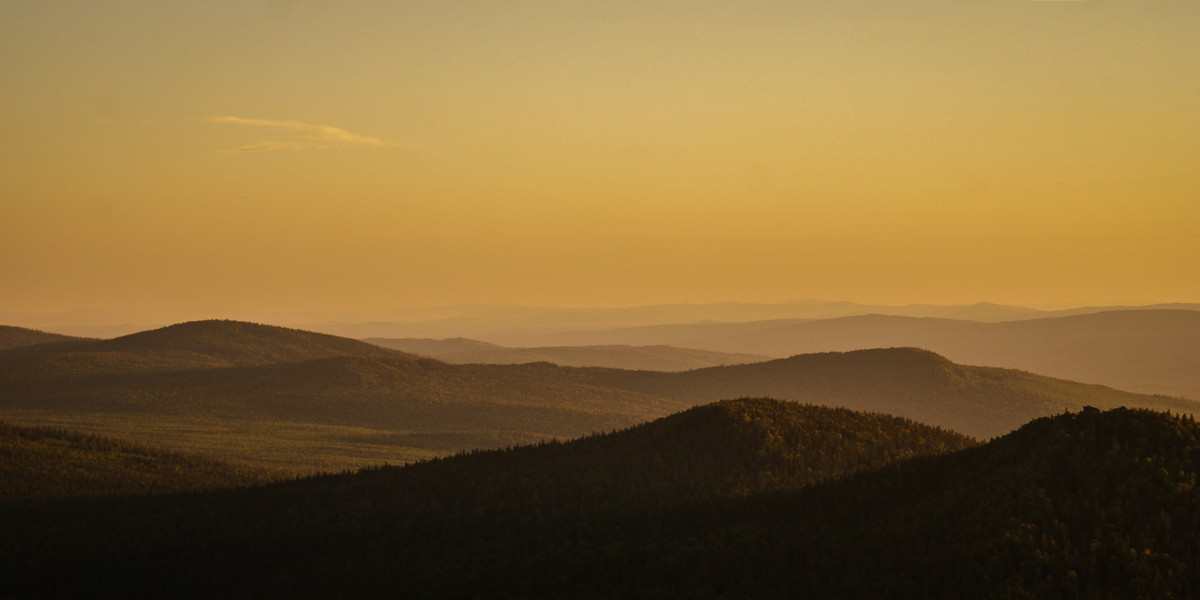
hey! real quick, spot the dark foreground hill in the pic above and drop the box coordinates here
[365,337,769,371]
[0,422,276,502]
[1,399,972,596]
[4,404,1199,598]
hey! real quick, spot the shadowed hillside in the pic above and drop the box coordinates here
[5,406,1200,598]
[0,421,277,502]
[365,336,769,371]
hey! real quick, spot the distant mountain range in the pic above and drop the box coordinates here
[301,300,1048,340]
[365,337,769,371]
[5,402,1200,597]
[7,300,1196,341]
[2,319,1196,472]
[297,300,1200,343]
[515,309,1200,401]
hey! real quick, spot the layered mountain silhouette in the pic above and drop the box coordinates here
[5,403,1199,598]
[365,336,769,371]
[1,320,1195,472]
[520,309,1200,401]
[580,347,1199,438]
[298,300,1050,341]
[305,301,1200,343]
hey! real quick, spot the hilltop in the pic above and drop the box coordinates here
[102,319,407,364]
[0,319,409,378]
[365,336,769,371]
[5,406,1200,598]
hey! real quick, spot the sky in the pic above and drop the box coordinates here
[2,0,1198,323]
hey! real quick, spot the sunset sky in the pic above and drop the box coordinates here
[3,1,1198,323]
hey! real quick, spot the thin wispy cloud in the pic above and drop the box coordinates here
[205,116,390,152]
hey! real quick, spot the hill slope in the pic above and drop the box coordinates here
[365,337,769,370]
[0,349,688,472]
[0,325,85,351]
[0,421,276,502]
[4,406,1200,598]
[406,397,977,505]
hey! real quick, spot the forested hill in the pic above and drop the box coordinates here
[0,324,85,351]
[1,399,973,597]
[0,421,276,502]
[0,319,411,377]
[584,347,1200,438]
[642,406,1200,598]
[99,320,408,364]
[3,322,1196,470]
[390,397,977,506]
[5,406,1200,598]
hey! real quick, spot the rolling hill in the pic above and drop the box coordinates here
[365,336,769,370]
[525,309,1200,401]
[0,321,688,471]
[4,404,1199,598]
[2,320,1196,471]
[0,319,409,379]
[581,347,1199,439]
[0,325,86,351]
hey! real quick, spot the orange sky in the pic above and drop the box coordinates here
[2,1,1198,321]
